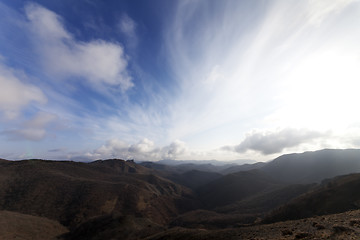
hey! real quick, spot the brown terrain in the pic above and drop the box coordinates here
[0,149,360,239]
[148,209,360,240]
[0,210,68,240]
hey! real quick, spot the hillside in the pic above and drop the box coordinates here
[63,214,165,240]
[197,170,281,208]
[0,210,68,240]
[168,170,223,190]
[263,173,360,223]
[0,159,199,228]
[147,209,360,240]
[216,183,315,215]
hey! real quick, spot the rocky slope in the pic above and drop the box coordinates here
[146,209,360,240]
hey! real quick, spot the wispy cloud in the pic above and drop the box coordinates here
[118,14,137,48]
[0,60,46,119]
[1,1,359,161]
[164,0,358,147]
[2,112,58,141]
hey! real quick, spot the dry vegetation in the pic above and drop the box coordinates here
[0,210,68,240]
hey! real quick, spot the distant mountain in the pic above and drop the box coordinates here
[169,170,223,190]
[157,159,241,166]
[221,162,267,175]
[263,173,360,223]
[139,161,177,172]
[139,162,223,190]
[260,149,360,184]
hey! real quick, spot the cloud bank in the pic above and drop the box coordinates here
[85,138,187,161]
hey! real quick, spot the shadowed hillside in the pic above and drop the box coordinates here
[263,173,360,223]
[168,170,223,190]
[197,170,281,208]
[216,183,315,215]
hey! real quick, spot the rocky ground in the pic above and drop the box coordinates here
[147,209,360,240]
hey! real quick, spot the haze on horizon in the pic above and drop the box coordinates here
[0,0,360,163]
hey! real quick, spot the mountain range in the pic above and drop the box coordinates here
[1,149,360,239]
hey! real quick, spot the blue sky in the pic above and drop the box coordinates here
[1,0,360,162]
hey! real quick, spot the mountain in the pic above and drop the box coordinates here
[0,159,199,228]
[139,162,223,190]
[139,161,178,173]
[260,149,360,184]
[220,162,267,175]
[2,149,360,239]
[197,170,281,208]
[263,173,360,223]
[157,159,239,166]
[168,170,223,190]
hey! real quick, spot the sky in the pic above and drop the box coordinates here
[1,0,360,163]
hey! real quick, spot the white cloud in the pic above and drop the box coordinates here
[129,138,156,153]
[2,112,58,141]
[0,62,46,119]
[25,3,133,91]
[223,128,328,155]
[161,140,187,159]
[86,138,188,161]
